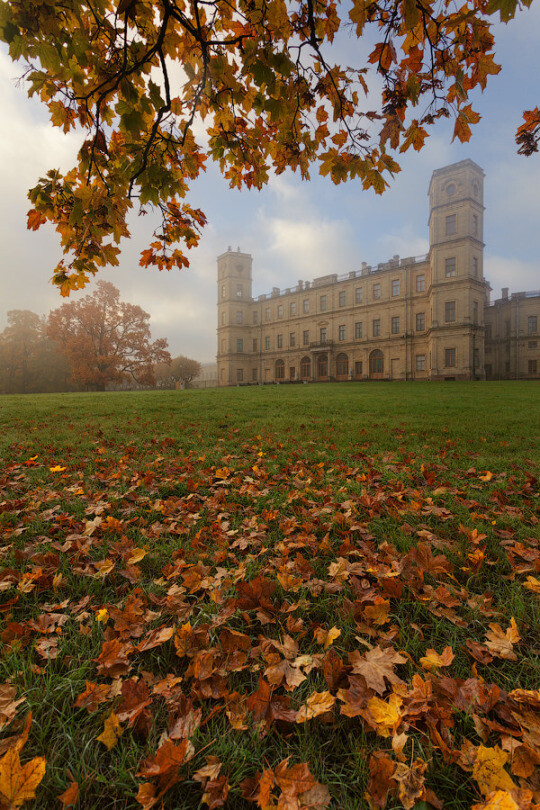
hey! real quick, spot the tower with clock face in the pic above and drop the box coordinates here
[427,160,488,379]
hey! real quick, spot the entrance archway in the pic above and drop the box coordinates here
[369,349,384,379]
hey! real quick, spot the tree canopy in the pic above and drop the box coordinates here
[0,0,535,294]
[47,281,170,389]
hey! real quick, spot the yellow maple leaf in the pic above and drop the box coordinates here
[314,626,341,649]
[49,465,67,473]
[419,645,455,672]
[95,608,109,624]
[97,712,122,750]
[296,691,336,722]
[472,746,515,796]
[523,576,540,595]
[471,790,519,810]
[0,747,46,807]
[367,694,403,737]
[126,548,147,565]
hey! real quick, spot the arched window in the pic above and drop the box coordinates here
[300,356,311,379]
[317,354,328,378]
[369,349,384,377]
[336,353,349,376]
[275,359,285,379]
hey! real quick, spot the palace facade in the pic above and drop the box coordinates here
[217,160,540,385]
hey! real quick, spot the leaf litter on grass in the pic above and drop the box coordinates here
[0,385,538,808]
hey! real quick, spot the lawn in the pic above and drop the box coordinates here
[0,382,538,809]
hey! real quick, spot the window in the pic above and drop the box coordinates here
[252,339,258,352]
[236,310,243,323]
[473,257,478,277]
[355,287,363,304]
[505,319,511,336]
[236,284,243,297]
[303,330,310,345]
[445,214,456,235]
[290,332,296,347]
[275,360,285,379]
[391,316,400,334]
[303,299,310,313]
[339,325,346,341]
[473,214,478,236]
[355,361,363,377]
[237,368,244,382]
[236,338,243,352]
[373,319,380,337]
[355,321,363,339]
[253,311,258,324]
[485,324,492,340]
[416,354,426,371]
[252,368,258,381]
[373,283,381,300]
[485,363,492,377]
[528,316,538,334]
[265,336,270,350]
[265,307,271,321]
[320,327,327,343]
[445,348,456,367]
[473,301,478,324]
[336,353,349,375]
[529,360,538,374]
[445,301,456,322]
[290,302,297,316]
[339,290,346,307]
[392,279,400,297]
[320,295,327,312]
[416,312,425,331]
[529,340,538,349]
[221,312,225,325]
[221,338,225,352]
[277,334,283,348]
[300,356,311,378]
[277,305,283,318]
[416,275,425,292]
[221,285,226,299]
[445,257,456,277]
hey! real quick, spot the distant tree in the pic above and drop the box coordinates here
[1,0,533,293]
[0,310,72,394]
[154,356,202,389]
[170,356,202,388]
[47,281,170,390]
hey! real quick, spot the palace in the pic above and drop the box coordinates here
[216,160,540,385]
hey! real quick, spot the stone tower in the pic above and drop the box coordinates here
[428,160,487,378]
[216,247,253,386]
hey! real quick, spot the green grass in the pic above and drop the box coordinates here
[0,381,539,809]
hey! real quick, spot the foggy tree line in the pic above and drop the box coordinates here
[0,283,201,394]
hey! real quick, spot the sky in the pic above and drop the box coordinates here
[1,6,540,364]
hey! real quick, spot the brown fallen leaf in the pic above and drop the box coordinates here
[0,685,25,733]
[349,646,406,694]
[58,780,79,807]
[484,619,520,661]
[136,626,175,653]
[75,682,111,713]
[393,759,427,809]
